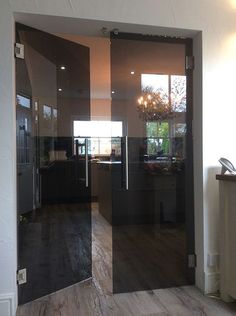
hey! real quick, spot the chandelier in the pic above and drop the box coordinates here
[137,87,174,121]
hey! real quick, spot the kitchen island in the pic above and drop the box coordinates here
[97,160,183,226]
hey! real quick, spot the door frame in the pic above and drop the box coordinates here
[14,17,203,300]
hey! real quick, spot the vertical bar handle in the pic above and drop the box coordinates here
[75,139,79,159]
[85,138,89,187]
[125,136,129,190]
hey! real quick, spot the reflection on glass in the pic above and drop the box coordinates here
[171,75,186,112]
[174,123,186,136]
[17,94,31,109]
[73,137,121,157]
[141,73,186,112]
[146,122,170,155]
[73,120,122,137]
[53,108,57,119]
[16,24,92,305]
[141,74,169,94]
[111,36,192,294]
[73,120,123,156]
[43,104,52,119]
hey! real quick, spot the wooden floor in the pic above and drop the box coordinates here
[18,203,91,304]
[113,222,188,293]
[17,204,236,316]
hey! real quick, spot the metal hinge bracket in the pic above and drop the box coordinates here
[15,43,24,59]
[186,56,194,70]
[188,254,197,268]
[17,268,27,285]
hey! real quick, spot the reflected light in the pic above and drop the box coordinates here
[224,33,236,58]
[130,71,135,75]
[229,0,236,9]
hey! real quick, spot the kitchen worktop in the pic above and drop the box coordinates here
[216,174,236,181]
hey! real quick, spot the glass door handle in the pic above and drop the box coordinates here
[85,138,89,187]
[75,139,79,158]
[125,136,129,190]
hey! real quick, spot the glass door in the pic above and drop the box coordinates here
[110,33,194,293]
[16,23,92,304]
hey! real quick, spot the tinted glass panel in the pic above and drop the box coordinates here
[16,24,92,304]
[110,34,194,293]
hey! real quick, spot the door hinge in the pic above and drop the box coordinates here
[186,56,194,70]
[15,43,24,59]
[17,268,27,285]
[188,254,197,268]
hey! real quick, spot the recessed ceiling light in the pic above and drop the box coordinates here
[111,90,115,94]
[58,88,62,92]
[60,66,66,70]
[130,71,135,75]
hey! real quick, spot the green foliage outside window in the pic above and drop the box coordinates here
[146,122,170,155]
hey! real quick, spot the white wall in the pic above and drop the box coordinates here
[1,0,236,313]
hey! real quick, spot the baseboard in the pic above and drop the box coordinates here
[204,272,220,294]
[0,293,15,316]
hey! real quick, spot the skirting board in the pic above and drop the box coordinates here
[0,293,15,316]
[204,272,220,294]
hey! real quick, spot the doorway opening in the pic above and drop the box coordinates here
[16,23,194,305]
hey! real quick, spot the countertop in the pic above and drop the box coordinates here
[216,174,236,181]
[96,161,121,164]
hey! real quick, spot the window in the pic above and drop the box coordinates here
[141,74,186,112]
[73,120,122,156]
[170,75,186,112]
[142,74,186,158]
[142,74,169,95]
[43,105,52,119]
[16,94,31,109]
[53,108,57,119]
[146,121,170,155]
